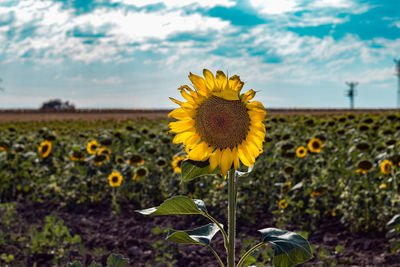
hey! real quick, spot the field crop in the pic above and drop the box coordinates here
[1,112,400,266]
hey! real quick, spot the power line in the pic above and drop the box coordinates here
[345,81,358,109]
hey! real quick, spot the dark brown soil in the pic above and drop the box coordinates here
[5,200,399,267]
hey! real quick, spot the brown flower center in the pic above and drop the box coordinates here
[112,176,119,183]
[42,145,49,153]
[195,96,250,149]
[312,141,320,149]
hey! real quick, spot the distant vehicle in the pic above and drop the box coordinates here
[39,99,75,111]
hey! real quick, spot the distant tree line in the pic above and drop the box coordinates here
[40,99,75,111]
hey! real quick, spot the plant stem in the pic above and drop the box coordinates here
[209,245,226,267]
[237,242,265,267]
[227,170,237,267]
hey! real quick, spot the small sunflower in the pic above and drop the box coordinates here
[356,160,373,174]
[156,157,167,168]
[38,140,52,158]
[97,147,111,160]
[278,199,288,209]
[94,154,107,166]
[307,137,323,153]
[380,160,392,175]
[172,155,186,173]
[70,151,85,161]
[0,142,10,152]
[379,183,387,189]
[133,167,149,181]
[296,146,307,158]
[87,140,100,155]
[127,154,145,166]
[168,69,267,176]
[108,171,123,187]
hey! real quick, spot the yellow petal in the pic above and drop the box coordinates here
[215,70,228,91]
[172,131,194,144]
[212,89,239,101]
[242,89,256,102]
[169,97,184,106]
[185,134,201,149]
[209,148,222,171]
[228,75,244,92]
[168,108,194,120]
[203,69,215,91]
[237,143,254,167]
[232,146,240,170]
[247,101,266,112]
[220,147,233,176]
[168,119,195,133]
[180,89,195,103]
[188,142,212,161]
[189,73,208,96]
[248,110,266,123]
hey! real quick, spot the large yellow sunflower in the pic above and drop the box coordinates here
[38,140,52,158]
[307,137,323,153]
[168,69,266,176]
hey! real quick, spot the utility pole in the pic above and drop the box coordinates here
[394,59,400,108]
[345,81,358,109]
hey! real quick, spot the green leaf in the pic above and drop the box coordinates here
[166,223,222,246]
[106,254,129,267]
[235,166,254,178]
[88,261,102,267]
[181,159,219,182]
[259,228,313,267]
[387,214,400,227]
[136,196,207,216]
[66,262,82,267]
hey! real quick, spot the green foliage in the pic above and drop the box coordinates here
[29,214,81,265]
[259,228,313,267]
[386,214,400,252]
[181,159,219,182]
[137,195,207,215]
[166,223,222,246]
[67,253,129,267]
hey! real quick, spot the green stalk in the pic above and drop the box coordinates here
[204,213,229,252]
[227,170,237,267]
[209,246,226,267]
[237,242,265,267]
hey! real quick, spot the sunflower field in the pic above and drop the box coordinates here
[1,112,400,266]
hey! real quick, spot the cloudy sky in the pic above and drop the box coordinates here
[0,0,399,108]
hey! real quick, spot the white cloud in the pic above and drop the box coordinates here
[311,0,353,9]
[113,0,235,8]
[249,0,300,15]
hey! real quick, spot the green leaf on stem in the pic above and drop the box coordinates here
[166,223,222,246]
[181,159,219,182]
[387,214,400,227]
[106,254,129,267]
[259,228,313,267]
[136,195,207,215]
[235,166,253,178]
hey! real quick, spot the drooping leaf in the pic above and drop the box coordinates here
[259,228,313,267]
[106,254,129,267]
[387,214,400,227]
[166,223,222,246]
[136,196,207,216]
[181,159,219,182]
[235,166,254,178]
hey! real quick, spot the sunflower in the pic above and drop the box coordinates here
[307,137,323,153]
[278,199,288,209]
[296,146,307,158]
[108,171,123,187]
[97,147,111,160]
[380,160,392,175]
[156,157,167,168]
[0,142,10,152]
[127,154,144,166]
[168,69,266,176]
[87,140,100,155]
[379,183,387,189]
[356,160,373,174]
[38,140,52,158]
[70,151,85,161]
[133,167,149,181]
[172,155,186,173]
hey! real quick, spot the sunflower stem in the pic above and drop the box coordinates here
[227,170,237,267]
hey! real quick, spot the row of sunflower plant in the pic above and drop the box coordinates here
[0,95,399,247]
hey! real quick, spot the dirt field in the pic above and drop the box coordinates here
[0,108,399,122]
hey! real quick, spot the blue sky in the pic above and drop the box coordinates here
[0,0,399,108]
